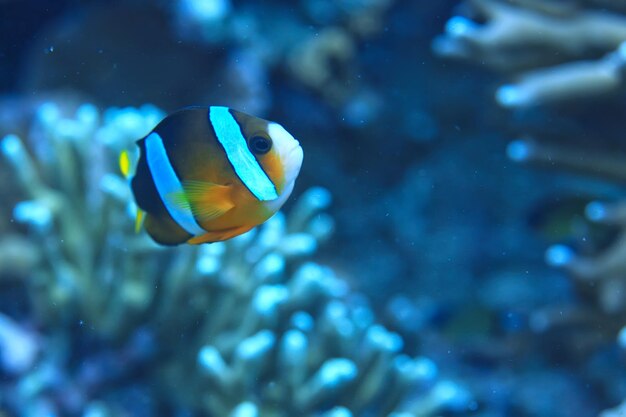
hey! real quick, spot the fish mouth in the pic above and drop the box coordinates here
[287,143,303,164]
[284,143,303,183]
[288,142,302,157]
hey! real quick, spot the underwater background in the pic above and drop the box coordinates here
[1,0,626,416]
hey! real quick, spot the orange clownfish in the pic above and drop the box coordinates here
[120,106,303,245]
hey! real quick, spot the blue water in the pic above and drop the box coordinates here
[0,1,625,416]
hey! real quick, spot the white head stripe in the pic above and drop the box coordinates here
[209,106,278,201]
[145,132,205,236]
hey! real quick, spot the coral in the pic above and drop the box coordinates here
[510,138,626,338]
[435,1,626,413]
[435,0,626,324]
[433,0,626,107]
[601,400,626,417]
[0,103,469,416]
[169,0,396,108]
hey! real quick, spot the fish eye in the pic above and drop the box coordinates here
[248,135,272,155]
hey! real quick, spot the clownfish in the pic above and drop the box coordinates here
[120,106,303,245]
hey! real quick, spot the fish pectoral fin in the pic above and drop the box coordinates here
[166,180,235,221]
[187,225,254,245]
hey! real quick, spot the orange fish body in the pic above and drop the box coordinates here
[127,106,303,245]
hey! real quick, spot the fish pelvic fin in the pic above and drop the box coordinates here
[166,180,235,221]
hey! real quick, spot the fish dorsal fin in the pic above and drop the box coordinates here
[167,181,234,221]
[119,150,132,178]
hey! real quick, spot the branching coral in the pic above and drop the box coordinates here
[436,0,626,326]
[433,0,626,107]
[1,103,164,338]
[435,0,626,302]
[0,103,469,416]
[509,138,626,327]
[435,1,626,413]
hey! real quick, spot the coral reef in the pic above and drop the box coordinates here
[8,1,626,416]
[171,0,397,108]
[433,0,626,107]
[0,103,469,416]
[507,138,626,359]
[508,138,626,316]
[435,1,626,414]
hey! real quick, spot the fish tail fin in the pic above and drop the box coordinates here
[135,208,146,233]
[120,149,143,233]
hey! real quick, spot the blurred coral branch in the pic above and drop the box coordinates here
[433,0,626,106]
[0,102,468,416]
